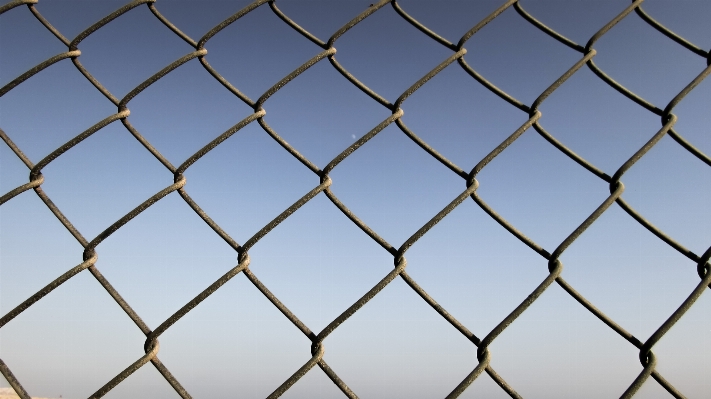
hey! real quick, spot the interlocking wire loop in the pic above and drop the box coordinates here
[1,0,709,398]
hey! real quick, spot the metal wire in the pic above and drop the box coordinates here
[1,0,709,397]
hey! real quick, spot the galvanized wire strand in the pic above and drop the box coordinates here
[554,277,642,348]
[532,121,612,181]
[504,2,711,397]
[621,351,657,399]
[266,344,325,399]
[0,175,43,205]
[0,0,33,15]
[177,188,241,251]
[457,2,707,396]
[0,50,80,97]
[0,165,190,396]
[266,1,684,396]
[0,129,32,168]
[258,118,322,175]
[148,357,193,399]
[514,1,710,268]
[254,48,337,109]
[2,98,159,337]
[0,252,97,329]
[0,129,44,203]
[389,2,532,112]
[316,360,359,399]
[268,0,327,49]
[1,0,709,397]
[327,54,394,110]
[33,186,88,246]
[27,3,69,46]
[0,0,624,396]
[148,2,197,48]
[89,341,160,399]
[529,50,596,113]
[397,270,524,399]
[662,64,711,119]
[197,0,269,49]
[399,271,480,345]
[326,0,390,48]
[199,56,255,107]
[164,0,711,390]
[322,111,403,175]
[85,176,187,252]
[585,0,644,54]
[139,1,409,394]
[240,225,358,399]
[512,1,667,116]
[28,111,131,180]
[145,182,329,348]
[470,191,550,259]
[323,188,398,256]
[611,115,678,189]
[0,359,30,399]
[2,104,187,399]
[394,49,467,109]
[445,349,490,399]
[667,128,711,167]
[469,112,541,180]
[635,262,711,384]
[321,138,520,395]
[457,57,531,113]
[551,182,625,261]
[458,163,623,396]
[512,1,584,52]
[633,2,709,58]
[456,0,517,50]
[443,253,556,397]
[316,257,408,344]
[518,1,709,263]
[1,156,188,399]
[398,183,479,259]
[145,254,251,350]
[68,0,156,50]
[586,57,663,114]
[121,118,177,172]
[243,268,315,340]
[391,0,456,51]
[650,372,686,399]
[72,58,121,106]
[613,195,703,264]
[583,3,711,171]
[175,109,266,176]
[0,4,200,395]
[395,119,468,179]
[118,49,208,110]
[240,178,332,254]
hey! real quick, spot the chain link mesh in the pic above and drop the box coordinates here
[1,0,709,398]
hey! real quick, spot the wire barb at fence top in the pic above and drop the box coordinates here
[0,0,709,398]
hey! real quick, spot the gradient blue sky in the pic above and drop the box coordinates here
[1,1,710,398]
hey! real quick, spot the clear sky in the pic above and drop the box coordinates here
[1,1,709,398]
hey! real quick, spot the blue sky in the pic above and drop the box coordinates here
[1,1,710,398]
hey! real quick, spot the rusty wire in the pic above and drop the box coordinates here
[1,0,709,398]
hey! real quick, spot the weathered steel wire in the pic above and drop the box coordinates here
[0,0,708,397]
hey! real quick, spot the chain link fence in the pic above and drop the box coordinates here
[1,0,709,397]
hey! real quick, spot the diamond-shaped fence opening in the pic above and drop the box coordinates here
[0,1,709,398]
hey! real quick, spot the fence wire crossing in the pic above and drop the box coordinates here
[0,0,709,397]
